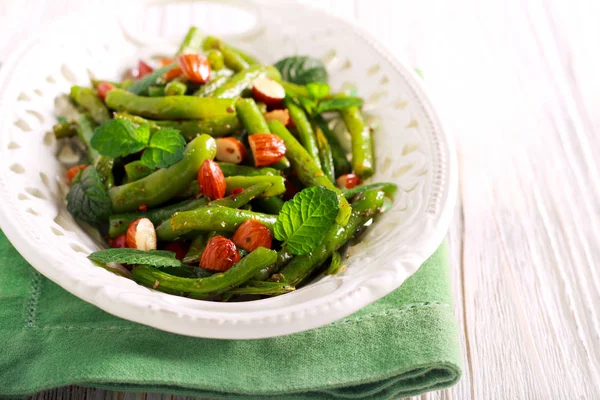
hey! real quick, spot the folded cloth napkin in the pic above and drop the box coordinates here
[0,229,461,399]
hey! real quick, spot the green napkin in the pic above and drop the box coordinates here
[0,229,461,399]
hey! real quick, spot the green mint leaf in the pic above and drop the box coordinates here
[88,248,183,268]
[315,97,364,115]
[306,82,330,100]
[274,186,339,255]
[141,128,186,168]
[66,166,112,225]
[127,62,179,95]
[274,56,328,85]
[91,119,150,158]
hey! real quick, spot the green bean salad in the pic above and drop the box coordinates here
[55,27,397,302]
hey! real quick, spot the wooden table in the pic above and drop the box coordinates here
[3,0,600,398]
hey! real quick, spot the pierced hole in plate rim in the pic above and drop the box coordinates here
[17,193,29,201]
[25,187,47,200]
[9,163,25,174]
[34,89,43,96]
[43,131,55,146]
[46,75,56,83]
[69,243,88,254]
[26,110,44,123]
[17,92,31,101]
[8,141,20,149]
[26,208,39,216]
[14,119,31,132]
[61,64,78,83]
[51,226,64,236]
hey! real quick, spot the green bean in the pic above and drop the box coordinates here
[271,158,291,170]
[106,89,236,120]
[212,65,281,99]
[90,79,120,89]
[253,246,294,281]
[182,233,208,264]
[314,115,351,176]
[126,62,179,95]
[217,162,278,177]
[268,120,351,225]
[131,247,277,299]
[256,102,267,114]
[124,160,154,183]
[120,79,134,90]
[53,121,77,138]
[156,207,277,241]
[315,125,335,182]
[225,176,285,197]
[206,49,224,71]
[255,197,285,215]
[210,182,272,208]
[176,26,203,55]
[341,182,398,200]
[147,85,165,97]
[202,36,253,72]
[324,251,343,275]
[70,86,110,124]
[229,281,295,296]
[285,98,321,168]
[275,189,384,285]
[176,180,201,199]
[109,134,216,213]
[108,198,208,238]
[193,69,234,97]
[114,112,241,141]
[340,104,375,179]
[164,80,187,96]
[235,98,291,167]
[75,114,114,187]
[281,81,310,98]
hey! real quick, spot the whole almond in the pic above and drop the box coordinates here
[126,218,157,251]
[248,133,286,167]
[200,236,241,271]
[232,220,272,252]
[178,53,211,84]
[198,159,226,200]
[215,137,247,164]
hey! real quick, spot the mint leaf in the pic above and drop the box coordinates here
[141,128,186,168]
[91,119,150,157]
[274,186,339,255]
[306,82,330,100]
[66,166,112,225]
[88,248,183,268]
[315,97,364,115]
[274,56,328,85]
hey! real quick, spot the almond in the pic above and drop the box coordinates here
[109,234,128,249]
[264,109,291,127]
[163,241,188,261]
[137,60,154,79]
[200,236,240,271]
[66,164,88,183]
[178,53,211,84]
[248,133,286,167]
[126,218,157,251]
[231,188,244,196]
[232,220,272,252]
[215,137,247,164]
[159,57,182,81]
[96,82,115,101]
[198,159,226,200]
[252,78,285,106]
[336,173,361,189]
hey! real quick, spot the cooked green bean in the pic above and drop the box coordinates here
[285,98,321,168]
[340,103,375,179]
[109,198,208,238]
[315,125,335,182]
[206,49,224,70]
[275,189,384,285]
[147,85,165,97]
[217,162,278,177]
[126,63,179,95]
[124,160,154,183]
[193,69,233,97]
[229,281,295,296]
[212,65,281,99]
[268,120,351,225]
[70,86,110,124]
[132,247,277,299]
[314,115,351,176]
[176,26,203,55]
[182,233,208,264]
[109,134,216,213]
[53,121,77,138]
[253,246,294,281]
[75,114,114,188]
[90,79,120,89]
[255,197,285,215]
[210,182,272,208]
[341,182,398,200]
[164,80,187,96]
[106,89,236,120]
[156,207,277,241]
[114,112,240,140]
[324,251,343,275]
[281,81,310,98]
[225,176,286,197]
[202,36,253,72]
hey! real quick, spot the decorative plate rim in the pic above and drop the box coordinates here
[0,1,457,339]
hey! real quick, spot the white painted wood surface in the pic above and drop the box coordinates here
[2,0,600,398]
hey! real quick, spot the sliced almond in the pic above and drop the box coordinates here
[215,137,247,164]
[264,109,291,127]
[252,78,285,106]
[126,218,157,251]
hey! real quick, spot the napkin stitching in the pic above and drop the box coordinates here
[330,302,450,326]
[24,270,41,328]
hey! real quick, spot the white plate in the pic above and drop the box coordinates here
[0,0,456,339]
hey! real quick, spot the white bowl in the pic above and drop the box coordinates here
[0,0,456,339]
